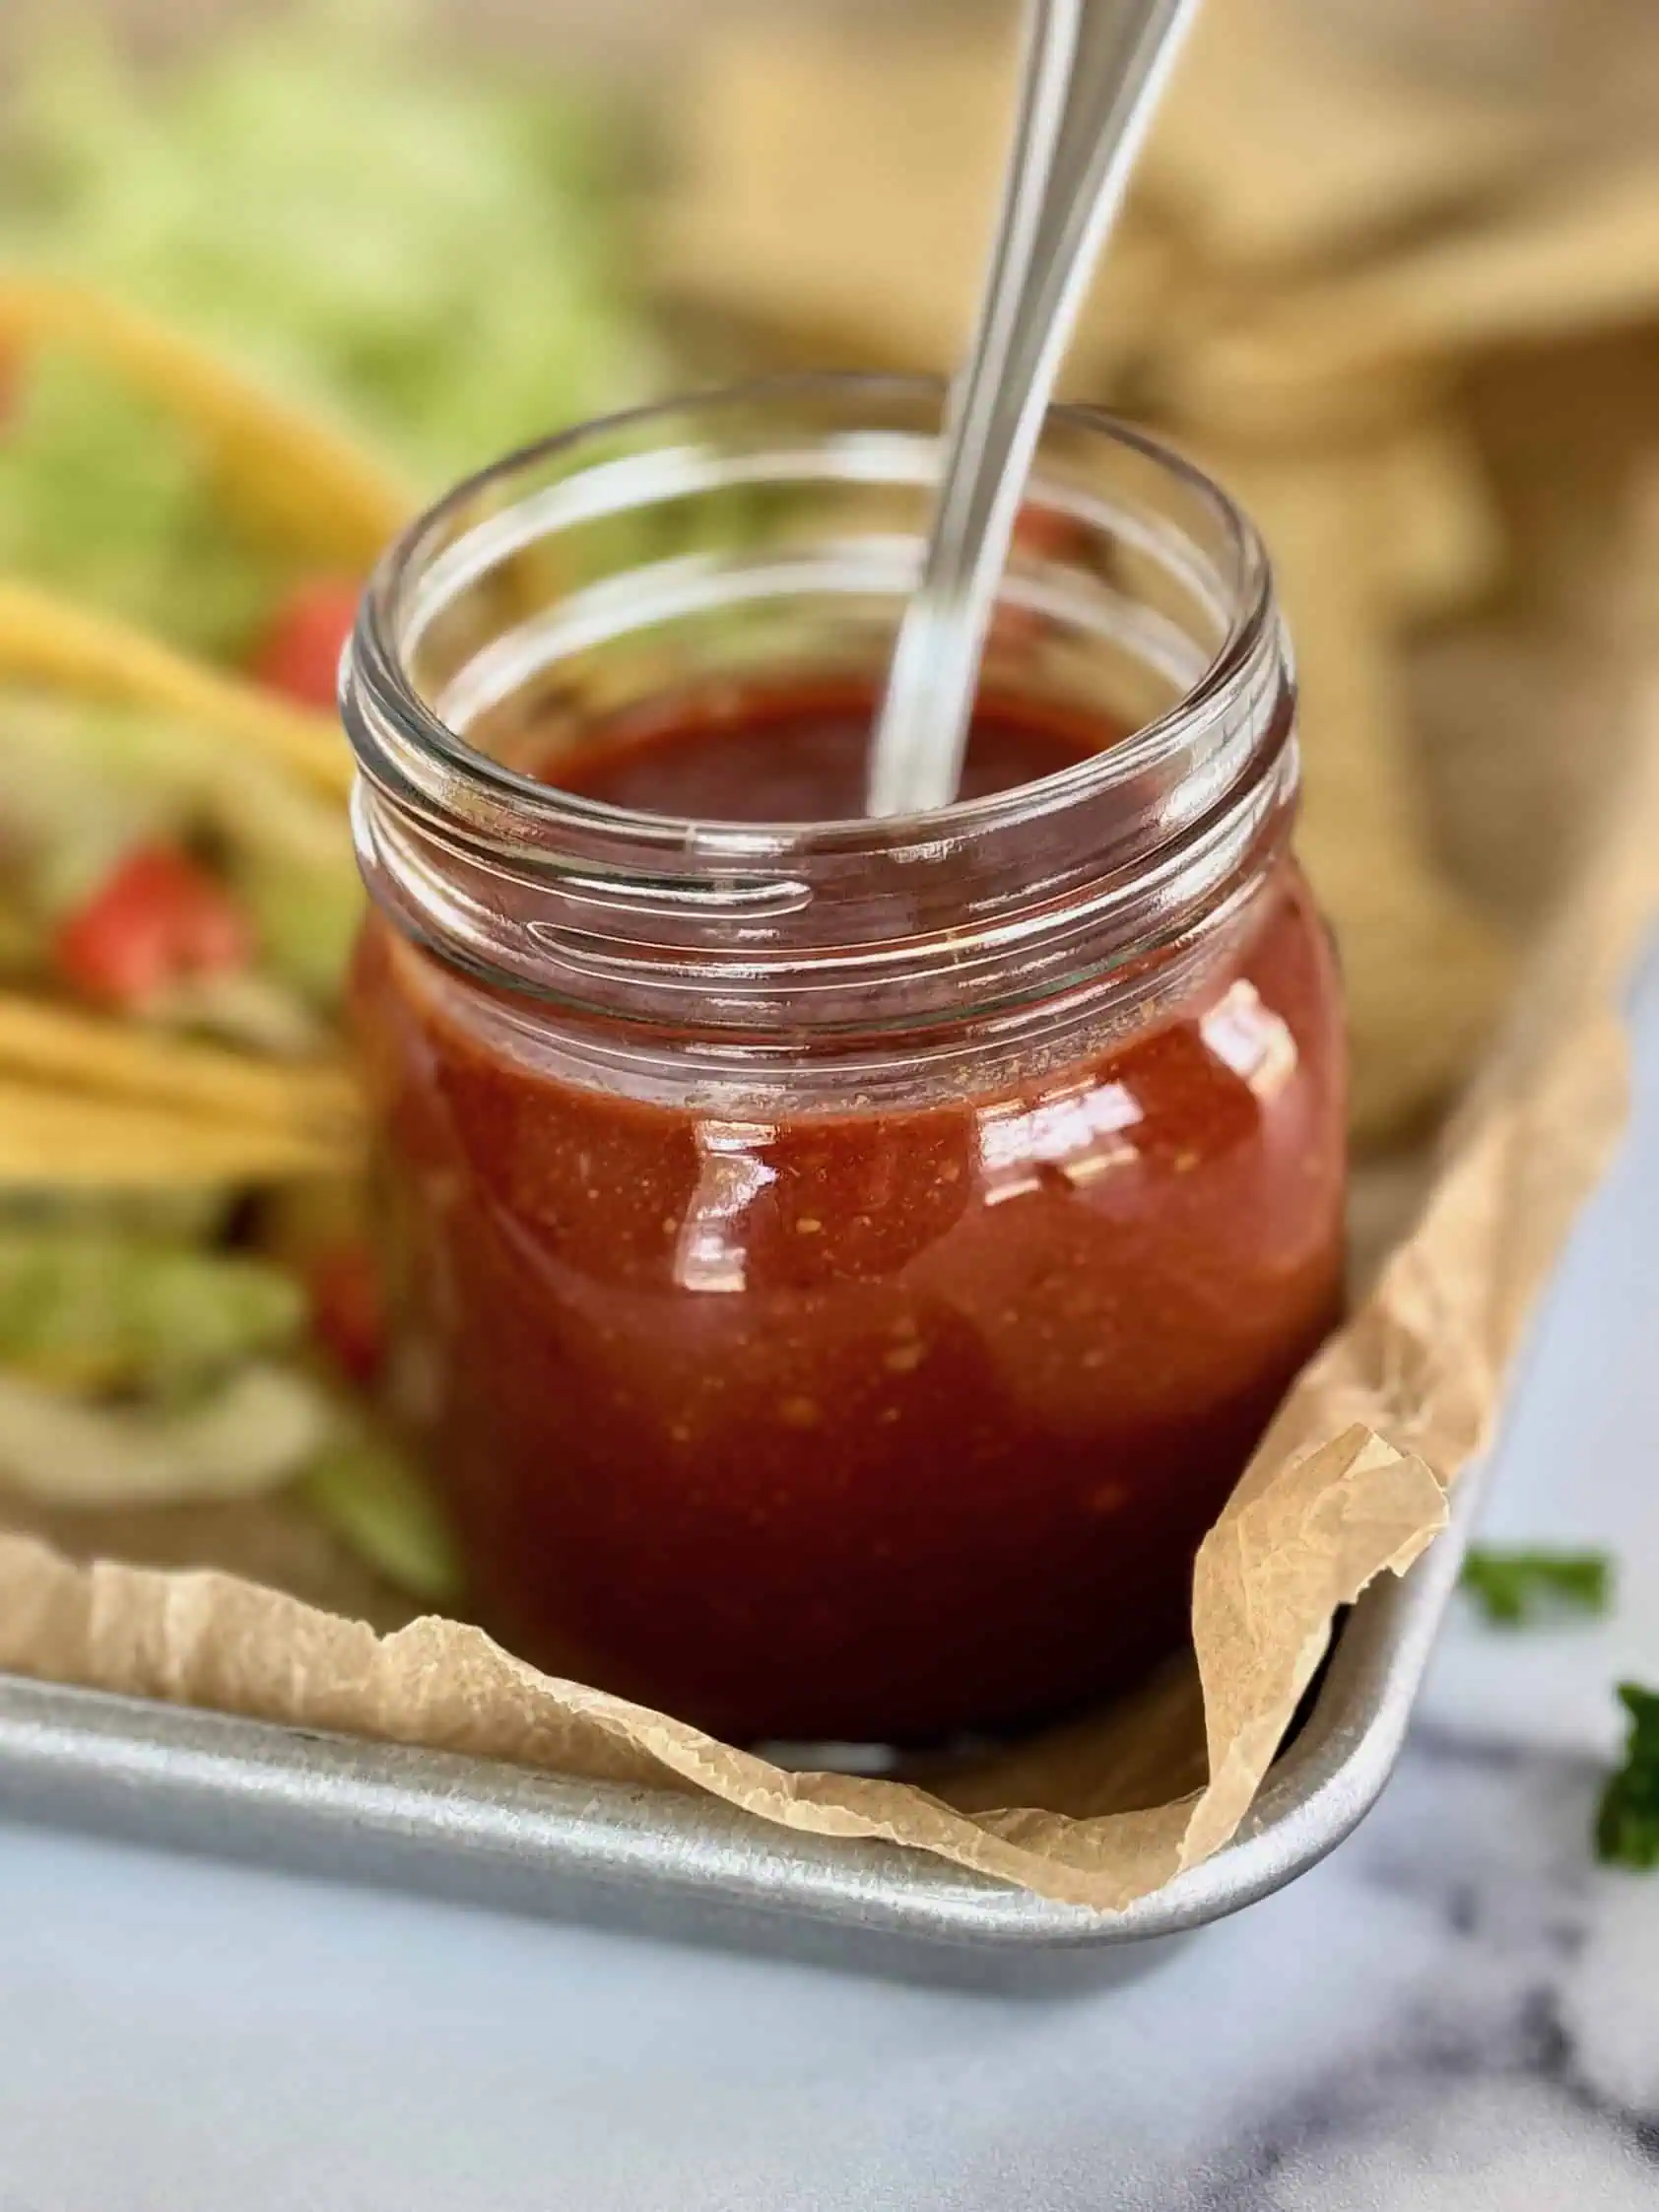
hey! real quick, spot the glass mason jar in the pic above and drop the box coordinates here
[342,378,1346,1747]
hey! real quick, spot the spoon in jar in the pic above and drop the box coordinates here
[866,0,1202,819]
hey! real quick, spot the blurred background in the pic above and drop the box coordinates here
[5,0,1659,1239]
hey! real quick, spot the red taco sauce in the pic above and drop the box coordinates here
[353,681,1346,1744]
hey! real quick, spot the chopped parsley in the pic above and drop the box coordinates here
[1595,1684,1659,1871]
[1461,1547,1613,1627]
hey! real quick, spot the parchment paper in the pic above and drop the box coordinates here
[0,664,1650,1912]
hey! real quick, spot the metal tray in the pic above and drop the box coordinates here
[0,1453,1485,1991]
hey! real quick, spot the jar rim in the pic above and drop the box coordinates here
[345,371,1277,860]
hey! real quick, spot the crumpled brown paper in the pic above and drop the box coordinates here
[0,668,1649,1911]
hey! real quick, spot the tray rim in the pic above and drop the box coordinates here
[0,1445,1485,1956]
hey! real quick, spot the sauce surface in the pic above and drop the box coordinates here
[356,687,1347,1743]
[547,683,1097,819]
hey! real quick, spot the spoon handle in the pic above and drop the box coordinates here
[866,0,1201,820]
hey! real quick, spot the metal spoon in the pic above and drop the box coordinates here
[866,0,1202,819]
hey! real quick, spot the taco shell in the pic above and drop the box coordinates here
[0,278,415,572]
[0,580,351,800]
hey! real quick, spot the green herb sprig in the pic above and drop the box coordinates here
[1461,1547,1612,1627]
[1596,1684,1659,1871]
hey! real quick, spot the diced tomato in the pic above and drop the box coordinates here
[249,577,361,710]
[308,1242,385,1386]
[53,846,253,1009]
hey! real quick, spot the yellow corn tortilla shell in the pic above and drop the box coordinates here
[1462,324,1659,624]
[1167,155,1659,439]
[1195,440,1514,1143]
[0,995,360,1140]
[652,22,1181,391]
[1141,0,1555,274]
[0,278,415,572]
[0,579,351,801]
[0,1077,356,1187]
[1362,412,1508,625]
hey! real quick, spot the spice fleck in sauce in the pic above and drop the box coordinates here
[354,685,1346,1743]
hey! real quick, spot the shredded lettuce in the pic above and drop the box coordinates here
[209,754,363,1006]
[0,4,656,1530]
[0,691,196,926]
[0,1187,236,1245]
[2,1,653,487]
[301,1430,461,1601]
[0,350,288,660]
[237,854,361,1008]
[0,689,362,1007]
[0,1229,303,1397]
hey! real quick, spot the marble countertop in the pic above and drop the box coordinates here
[2,975,1657,2209]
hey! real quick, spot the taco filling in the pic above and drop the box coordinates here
[0,4,654,1600]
